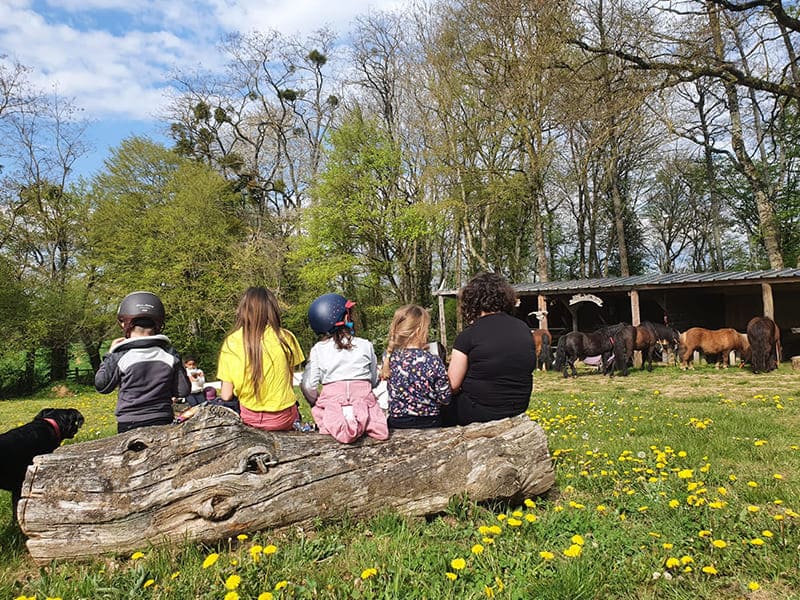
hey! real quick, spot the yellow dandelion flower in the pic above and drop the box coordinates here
[497,513,507,521]
[747,505,760,513]
[445,572,457,581]
[482,537,494,544]
[488,525,502,535]
[495,577,505,592]
[274,580,288,591]
[774,473,783,480]
[471,544,485,555]
[131,551,145,561]
[451,557,467,570]
[571,534,585,546]
[554,505,564,512]
[701,565,718,575]
[360,568,377,580]
[668,499,680,508]
[563,544,583,558]
[512,510,523,518]
[773,514,784,521]
[680,555,694,565]
[539,550,555,561]
[750,538,765,546]
[202,553,219,569]
[507,518,522,527]
[224,593,239,600]
[665,557,681,569]
[747,481,759,488]
[478,525,491,535]
[524,498,536,508]
[170,572,180,580]
[237,534,248,541]
[698,530,712,538]
[258,593,274,600]
[263,544,278,555]
[143,580,155,589]
[484,586,495,598]
[754,440,767,446]
[678,469,693,479]
[747,582,760,591]
[662,543,674,550]
[225,575,242,590]
[711,539,727,549]
[525,513,537,523]
[762,530,774,538]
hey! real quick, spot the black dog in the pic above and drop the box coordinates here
[0,408,84,517]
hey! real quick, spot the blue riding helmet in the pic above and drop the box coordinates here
[308,293,355,335]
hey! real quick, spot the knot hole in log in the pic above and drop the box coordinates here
[126,440,148,452]
[245,452,277,474]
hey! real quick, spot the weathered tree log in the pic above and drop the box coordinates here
[18,406,554,563]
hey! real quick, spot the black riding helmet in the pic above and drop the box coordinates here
[117,291,165,337]
[308,293,355,335]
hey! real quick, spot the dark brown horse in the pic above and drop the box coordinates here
[746,316,781,373]
[636,321,681,369]
[531,329,553,371]
[553,330,626,378]
[678,327,750,369]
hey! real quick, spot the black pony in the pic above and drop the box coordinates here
[746,316,780,373]
[642,321,681,361]
[595,323,635,376]
[554,330,626,378]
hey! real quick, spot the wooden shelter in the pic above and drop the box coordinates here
[435,269,800,360]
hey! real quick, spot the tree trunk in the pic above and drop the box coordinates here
[19,406,555,564]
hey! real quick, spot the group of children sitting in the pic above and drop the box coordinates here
[96,290,451,443]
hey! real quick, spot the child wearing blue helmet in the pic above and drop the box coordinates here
[301,293,388,443]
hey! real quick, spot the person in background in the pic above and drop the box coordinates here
[183,354,206,406]
[95,291,190,433]
[444,272,536,426]
[380,305,451,429]
[301,293,388,443]
[216,287,304,431]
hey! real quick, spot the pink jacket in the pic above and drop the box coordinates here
[311,380,388,444]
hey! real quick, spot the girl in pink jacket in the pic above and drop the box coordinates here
[300,294,388,444]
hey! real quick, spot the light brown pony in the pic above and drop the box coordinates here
[678,327,750,369]
[531,329,553,371]
[746,316,781,373]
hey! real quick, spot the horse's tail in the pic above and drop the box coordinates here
[554,335,566,371]
[540,331,554,370]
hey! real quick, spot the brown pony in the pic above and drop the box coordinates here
[633,324,659,371]
[746,316,781,374]
[678,327,750,369]
[531,329,553,371]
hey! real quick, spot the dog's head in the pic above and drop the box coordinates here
[34,408,85,441]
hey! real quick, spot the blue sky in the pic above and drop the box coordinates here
[0,0,401,178]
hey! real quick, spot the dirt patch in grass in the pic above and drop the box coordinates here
[536,363,800,401]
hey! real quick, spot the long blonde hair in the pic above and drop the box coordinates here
[229,287,296,399]
[380,305,430,379]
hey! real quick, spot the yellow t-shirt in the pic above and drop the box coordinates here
[217,327,305,412]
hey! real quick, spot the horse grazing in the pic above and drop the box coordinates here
[678,327,750,369]
[554,330,625,378]
[746,316,781,374]
[597,323,635,376]
[639,321,681,367]
[531,329,553,371]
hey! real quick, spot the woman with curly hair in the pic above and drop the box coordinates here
[444,272,536,426]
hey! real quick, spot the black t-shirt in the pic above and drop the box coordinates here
[452,312,536,412]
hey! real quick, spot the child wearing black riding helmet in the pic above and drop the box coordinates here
[95,291,191,433]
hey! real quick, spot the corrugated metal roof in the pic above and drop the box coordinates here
[435,268,800,297]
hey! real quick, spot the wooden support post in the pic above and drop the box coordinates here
[438,294,448,351]
[761,283,774,319]
[537,295,549,330]
[630,290,642,368]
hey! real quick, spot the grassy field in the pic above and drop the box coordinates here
[1,363,799,599]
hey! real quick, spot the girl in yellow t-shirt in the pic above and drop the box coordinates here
[217,287,304,431]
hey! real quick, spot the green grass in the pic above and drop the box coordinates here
[1,365,800,599]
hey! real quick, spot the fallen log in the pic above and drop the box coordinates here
[18,405,554,564]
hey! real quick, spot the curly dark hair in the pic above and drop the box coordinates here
[459,272,518,325]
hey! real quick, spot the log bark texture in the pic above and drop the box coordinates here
[18,406,554,564]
